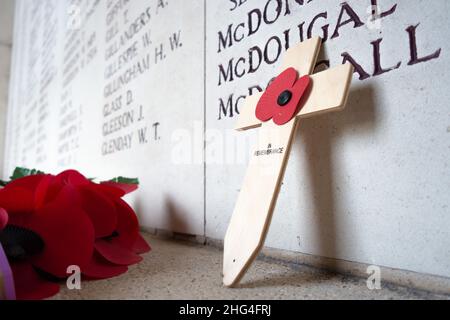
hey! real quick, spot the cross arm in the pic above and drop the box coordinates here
[279,36,321,75]
[234,92,263,131]
[298,63,354,119]
[234,63,354,130]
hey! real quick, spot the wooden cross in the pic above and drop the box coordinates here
[223,37,354,287]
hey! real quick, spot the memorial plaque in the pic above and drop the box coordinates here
[5,0,206,235]
[204,0,450,278]
[4,0,450,279]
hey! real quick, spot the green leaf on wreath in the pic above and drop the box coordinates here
[108,177,139,185]
[10,167,45,181]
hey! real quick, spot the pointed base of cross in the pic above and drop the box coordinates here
[223,119,298,287]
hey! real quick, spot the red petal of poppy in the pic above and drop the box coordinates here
[101,181,138,195]
[96,182,126,198]
[255,93,276,122]
[39,170,89,205]
[6,212,29,229]
[42,170,90,205]
[0,207,8,230]
[256,68,300,123]
[114,198,139,248]
[95,239,143,266]
[1,174,56,212]
[57,170,90,186]
[132,233,151,254]
[272,75,311,126]
[36,174,66,206]
[34,174,54,209]
[78,184,118,238]
[6,174,46,191]
[11,262,60,300]
[82,251,128,279]
[30,186,95,278]
[265,68,298,96]
[0,186,35,213]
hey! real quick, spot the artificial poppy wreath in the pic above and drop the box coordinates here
[255,67,311,126]
[0,168,150,300]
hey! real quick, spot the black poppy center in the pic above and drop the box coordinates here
[277,90,292,106]
[0,225,44,261]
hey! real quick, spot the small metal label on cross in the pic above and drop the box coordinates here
[223,37,354,287]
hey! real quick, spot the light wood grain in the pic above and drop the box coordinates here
[234,92,263,131]
[279,37,321,75]
[298,63,354,118]
[223,119,298,287]
[223,36,354,287]
[224,38,322,287]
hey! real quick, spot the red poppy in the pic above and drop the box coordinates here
[255,67,311,126]
[0,170,151,300]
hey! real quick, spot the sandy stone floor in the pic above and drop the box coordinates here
[53,234,449,300]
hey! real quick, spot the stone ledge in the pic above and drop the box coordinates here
[144,227,450,296]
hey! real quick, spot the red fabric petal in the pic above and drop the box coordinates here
[5,174,47,190]
[0,186,35,213]
[255,93,275,122]
[96,182,126,198]
[36,175,65,206]
[132,233,151,254]
[265,68,297,96]
[5,212,28,229]
[101,181,138,195]
[30,186,95,278]
[37,170,91,207]
[57,170,90,186]
[34,174,54,209]
[2,174,53,212]
[82,251,128,279]
[11,262,60,300]
[95,239,143,266]
[114,198,139,248]
[272,75,310,125]
[256,68,298,123]
[0,207,8,230]
[78,184,118,238]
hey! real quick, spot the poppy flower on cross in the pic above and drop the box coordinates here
[255,67,311,126]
